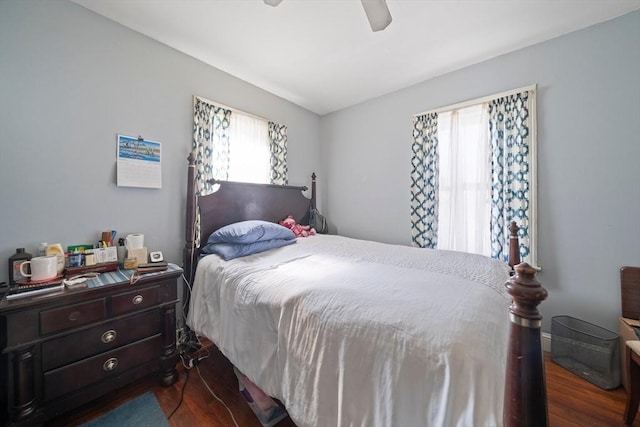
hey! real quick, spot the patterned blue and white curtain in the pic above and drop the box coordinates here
[410,113,439,248]
[192,96,232,196]
[192,96,232,247]
[268,122,288,185]
[488,90,536,264]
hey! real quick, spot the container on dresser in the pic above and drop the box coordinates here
[7,248,32,287]
[0,264,182,426]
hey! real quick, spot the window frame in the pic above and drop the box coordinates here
[411,84,538,267]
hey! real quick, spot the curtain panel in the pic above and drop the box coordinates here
[192,96,232,247]
[488,90,536,265]
[268,122,288,185]
[410,113,439,248]
[192,96,232,196]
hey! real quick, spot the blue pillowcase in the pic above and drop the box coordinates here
[201,220,297,260]
[202,239,295,260]
[207,220,295,245]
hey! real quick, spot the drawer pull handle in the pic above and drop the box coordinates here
[68,311,81,321]
[132,295,143,305]
[103,358,118,372]
[101,330,117,344]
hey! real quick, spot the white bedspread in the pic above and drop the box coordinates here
[187,235,512,427]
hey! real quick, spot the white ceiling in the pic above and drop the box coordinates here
[70,0,640,115]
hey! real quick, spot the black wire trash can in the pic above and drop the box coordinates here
[551,315,621,390]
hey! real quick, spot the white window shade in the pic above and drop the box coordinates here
[437,104,491,256]
[228,112,270,184]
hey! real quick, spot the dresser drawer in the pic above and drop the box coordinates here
[40,299,106,335]
[43,334,161,401]
[111,286,159,315]
[41,310,161,371]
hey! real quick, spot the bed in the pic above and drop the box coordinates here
[183,156,548,427]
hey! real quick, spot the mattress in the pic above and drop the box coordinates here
[187,234,512,427]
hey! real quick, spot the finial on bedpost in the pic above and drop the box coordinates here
[506,263,547,323]
[504,262,548,427]
[508,221,521,269]
[187,152,195,166]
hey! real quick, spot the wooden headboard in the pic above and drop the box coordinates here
[183,154,315,284]
[197,180,311,245]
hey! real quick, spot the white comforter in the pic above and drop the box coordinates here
[187,235,512,427]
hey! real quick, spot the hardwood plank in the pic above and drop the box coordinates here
[47,348,637,427]
[546,353,637,427]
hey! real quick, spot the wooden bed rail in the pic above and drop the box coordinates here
[504,257,548,426]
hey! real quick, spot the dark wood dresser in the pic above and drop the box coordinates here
[0,266,181,426]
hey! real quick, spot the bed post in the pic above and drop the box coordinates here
[504,262,548,427]
[184,153,196,287]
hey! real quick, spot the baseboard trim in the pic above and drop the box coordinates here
[542,331,551,353]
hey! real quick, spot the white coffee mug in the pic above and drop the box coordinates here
[125,233,144,250]
[19,255,58,282]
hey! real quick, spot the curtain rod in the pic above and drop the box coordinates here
[413,83,537,117]
[193,94,270,123]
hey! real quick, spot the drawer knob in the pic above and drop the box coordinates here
[103,357,118,372]
[101,330,117,344]
[132,295,143,305]
[68,311,81,321]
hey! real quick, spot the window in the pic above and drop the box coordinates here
[227,111,270,184]
[410,86,537,266]
[437,104,491,256]
[192,95,288,196]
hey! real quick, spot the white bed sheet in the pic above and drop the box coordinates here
[187,235,512,427]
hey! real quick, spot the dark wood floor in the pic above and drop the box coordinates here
[48,345,637,427]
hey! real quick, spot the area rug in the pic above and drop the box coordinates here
[80,392,169,427]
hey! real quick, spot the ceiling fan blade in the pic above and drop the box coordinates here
[360,0,392,32]
[263,0,284,6]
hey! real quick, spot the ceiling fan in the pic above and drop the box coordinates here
[263,0,392,32]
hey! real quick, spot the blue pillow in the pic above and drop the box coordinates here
[202,238,295,260]
[207,220,295,245]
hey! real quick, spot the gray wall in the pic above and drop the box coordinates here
[0,0,321,319]
[321,11,640,332]
[1,0,638,333]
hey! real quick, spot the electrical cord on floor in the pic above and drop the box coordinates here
[196,364,240,427]
[178,338,210,368]
[168,343,212,420]
[167,368,189,420]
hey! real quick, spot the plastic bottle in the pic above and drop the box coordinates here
[38,242,48,257]
[8,248,32,287]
